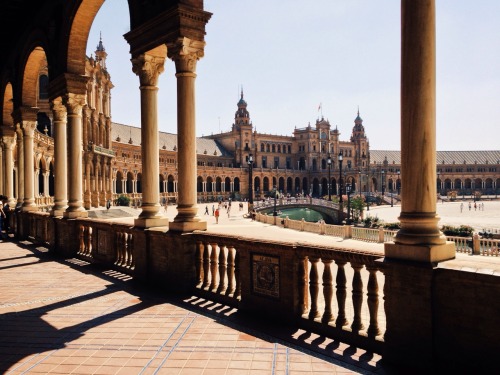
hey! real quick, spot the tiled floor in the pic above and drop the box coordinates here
[0,238,386,374]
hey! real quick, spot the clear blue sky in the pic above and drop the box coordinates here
[88,0,500,151]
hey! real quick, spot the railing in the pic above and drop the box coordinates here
[191,232,385,353]
[352,227,380,243]
[479,238,500,256]
[77,220,135,272]
[253,197,339,210]
[447,236,472,255]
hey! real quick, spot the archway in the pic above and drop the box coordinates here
[116,171,123,194]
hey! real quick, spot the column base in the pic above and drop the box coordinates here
[21,205,39,212]
[51,208,67,217]
[168,220,207,232]
[385,241,455,263]
[134,217,169,229]
[63,210,89,219]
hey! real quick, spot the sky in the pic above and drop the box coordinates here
[87,0,500,151]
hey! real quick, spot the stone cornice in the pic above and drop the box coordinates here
[124,4,211,57]
[48,73,90,100]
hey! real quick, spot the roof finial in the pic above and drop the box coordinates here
[357,105,360,117]
[96,31,105,52]
[241,85,244,99]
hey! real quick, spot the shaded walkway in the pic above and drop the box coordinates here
[0,239,393,374]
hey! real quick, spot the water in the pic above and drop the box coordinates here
[268,207,325,222]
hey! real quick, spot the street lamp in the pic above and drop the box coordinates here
[437,172,440,195]
[338,152,343,203]
[397,170,401,195]
[248,154,253,212]
[272,185,278,216]
[381,170,385,196]
[327,155,332,201]
[346,183,352,225]
[390,178,394,207]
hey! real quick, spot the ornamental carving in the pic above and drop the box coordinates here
[1,136,16,150]
[131,54,165,86]
[50,97,67,122]
[63,93,86,115]
[167,37,205,73]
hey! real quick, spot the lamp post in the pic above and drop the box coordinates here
[397,170,401,195]
[338,152,343,203]
[381,170,385,196]
[248,154,253,213]
[390,179,394,207]
[327,155,332,201]
[437,172,440,195]
[346,183,352,225]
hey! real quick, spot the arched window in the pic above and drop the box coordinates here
[39,74,49,100]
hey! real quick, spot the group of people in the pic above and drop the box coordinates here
[460,201,485,212]
[204,199,234,224]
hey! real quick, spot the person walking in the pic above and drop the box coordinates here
[212,205,215,216]
[468,202,471,211]
[204,205,209,215]
[215,208,220,224]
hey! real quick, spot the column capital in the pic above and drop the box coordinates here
[63,93,86,116]
[1,135,16,150]
[50,97,67,121]
[131,52,166,87]
[167,37,205,74]
[22,121,37,137]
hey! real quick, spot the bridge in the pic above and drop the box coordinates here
[253,197,343,224]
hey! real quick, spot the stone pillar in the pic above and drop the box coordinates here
[383,1,455,370]
[386,0,454,263]
[51,98,68,216]
[15,126,24,208]
[131,48,168,228]
[21,121,37,211]
[1,134,16,207]
[43,172,50,197]
[64,93,88,218]
[34,169,40,196]
[167,38,207,232]
[84,155,91,210]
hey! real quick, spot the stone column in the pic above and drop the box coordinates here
[64,93,88,218]
[21,121,37,211]
[2,135,16,207]
[43,172,50,197]
[386,0,454,262]
[131,48,168,228]
[15,126,24,208]
[51,98,68,216]
[166,38,207,231]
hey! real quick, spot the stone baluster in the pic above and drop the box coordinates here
[366,265,381,337]
[79,225,84,254]
[308,257,320,320]
[335,260,348,327]
[298,255,309,316]
[226,246,235,296]
[115,232,124,266]
[351,263,365,332]
[127,233,134,268]
[202,241,210,289]
[195,241,204,286]
[216,245,227,294]
[321,258,334,323]
[209,242,219,292]
[234,251,241,299]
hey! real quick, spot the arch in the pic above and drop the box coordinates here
[38,158,44,196]
[168,174,175,192]
[254,177,261,196]
[48,160,55,196]
[474,178,482,190]
[206,176,213,192]
[444,178,452,191]
[294,177,300,193]
[116,171,123,194]
[225,177,231,192]
[332,178,338,195]
[302,177,308,195]
[321,178,328,197]
[234,177,240,192]
[215,176,222,192]
[2,83,14,127]
[286,177,293,193]
[299,157,305,170]
[159,174,165,193]
[312,178,320,197]
[485,178,493,191]
[266,144,270,152]
[197,176,203,193]
[278,177,285,193]
[272,144,275,153]
[321,159,327,170]
[464,178,472,190]
[136,173,142,193]
[22,46,48,107]
[454,178,462,191]
[272,176,277,189]
[263,177,269,193]
[126,171,134,193]
[260,143,264,152]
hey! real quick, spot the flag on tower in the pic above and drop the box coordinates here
[318,103,321,112]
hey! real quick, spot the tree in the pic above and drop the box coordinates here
[350,196,365,222]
